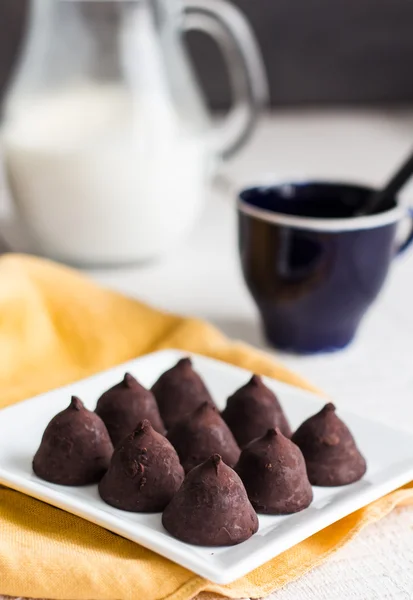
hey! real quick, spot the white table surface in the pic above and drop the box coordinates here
[2,110,413,599]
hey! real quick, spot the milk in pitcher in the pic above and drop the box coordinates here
[2,84,209,264]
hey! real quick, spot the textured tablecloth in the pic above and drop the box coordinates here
[1,509,413,599]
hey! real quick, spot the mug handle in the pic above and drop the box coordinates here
[183,0,269,160]
[397,208,413,255]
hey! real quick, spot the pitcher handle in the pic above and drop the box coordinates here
[183,0,269,160]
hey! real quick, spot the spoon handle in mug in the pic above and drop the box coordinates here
[363,151,413,215]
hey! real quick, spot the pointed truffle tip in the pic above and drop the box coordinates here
[193,401,214,416]
[123,372,137,388]
[133,419,152,436]
[210,453,222,473]
[322,402,336,414]
[265,427,279,439]
[177,357,192,369]
[70,396,84,411]
[249,374,262,386]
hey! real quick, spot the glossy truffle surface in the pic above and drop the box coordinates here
[292,403,367,486]
[33,396,113,486]
[96,372,165,446]
[222,375,291,447]
[162,454,258,546]
[167,402,241,472]
[236,428,313,514]
[99,420,184,512]
[151,358,215,429]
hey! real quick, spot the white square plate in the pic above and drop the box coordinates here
[0,349,412,584]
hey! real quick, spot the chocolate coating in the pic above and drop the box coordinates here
[162,454,258,546]
[33,396,113,486]
[99,420,184,512]
[151,358,215,429]
[236,428,313,514]
[222,375,291,447]
[292,403,367,486]
[95,373,165,447]
[167,402,241,472]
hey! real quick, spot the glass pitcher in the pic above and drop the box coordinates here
[1,0,267,266]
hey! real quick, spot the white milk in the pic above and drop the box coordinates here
[2,85,210,264]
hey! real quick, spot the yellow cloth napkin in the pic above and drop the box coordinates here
[0,253,412,600]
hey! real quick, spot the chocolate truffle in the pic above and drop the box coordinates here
[99,419,184,512]
[167,402,241,472]
[151,357,215,429]
[292,403,367,486]
[222,375,291,447]
[162,454,258,546]
[236,428,313,514]
[33,396,113,486]
[95,372,165,447]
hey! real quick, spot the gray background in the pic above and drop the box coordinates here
[1,0,413,107]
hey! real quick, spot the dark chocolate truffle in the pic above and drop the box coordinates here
[162,454,258,546]
[33,396,113,486]
[167,402,241,473]
[95,372,165,447]
[292,403,367,486]
[236,428,313,514]
[151,357,215,429]
[222,375,291,447]
[99,419,184,512]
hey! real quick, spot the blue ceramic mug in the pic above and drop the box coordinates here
[238,181,413,353]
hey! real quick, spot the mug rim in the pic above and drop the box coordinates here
[238,180,404,232]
